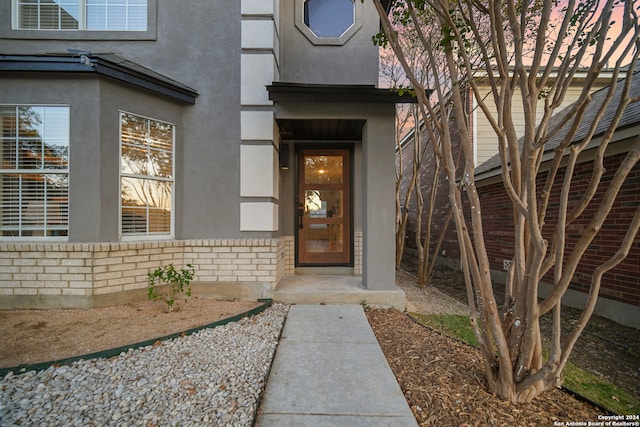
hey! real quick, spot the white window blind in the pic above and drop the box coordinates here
[15,0,147,31]
[120,112,174,238]
[0,106,70,239]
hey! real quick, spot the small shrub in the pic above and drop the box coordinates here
[147,263,195,313]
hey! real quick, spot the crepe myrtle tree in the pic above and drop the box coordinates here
[368,0,640,402]
[383,2,478,281]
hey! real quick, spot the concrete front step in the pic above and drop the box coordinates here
[272,275,406,309]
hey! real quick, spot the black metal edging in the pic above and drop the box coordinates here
[0,299,273,378]
[404,312,615,416]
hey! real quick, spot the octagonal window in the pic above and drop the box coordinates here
[304,0,355,38]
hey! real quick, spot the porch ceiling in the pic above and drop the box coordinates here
[276,119,366,141]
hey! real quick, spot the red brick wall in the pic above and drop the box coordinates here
[397,118,464,265]
[478,152,640,307]
[399,133,640,307]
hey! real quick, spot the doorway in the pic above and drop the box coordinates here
[297,148,351,265]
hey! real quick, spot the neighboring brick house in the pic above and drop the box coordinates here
[0,0,410,309]
[399,71,640,328]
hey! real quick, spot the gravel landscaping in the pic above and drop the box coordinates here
[1,303,288,427]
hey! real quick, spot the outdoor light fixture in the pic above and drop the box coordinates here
[280,143,290,170]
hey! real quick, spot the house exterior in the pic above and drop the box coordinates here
[471,72,610,166]
[399,73,610,271]
[0,0,410,309]
[399,71,640,328]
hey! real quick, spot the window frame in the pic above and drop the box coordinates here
[0,104,70,241]
[295,0,363,46]
[119,110,175,241]
[2,0,156,41]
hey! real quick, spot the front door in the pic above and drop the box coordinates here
[297,148,351,265]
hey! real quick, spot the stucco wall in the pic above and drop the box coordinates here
[279,0,380,85]
[0,0,243,239]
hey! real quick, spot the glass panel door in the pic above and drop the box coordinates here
[297,149,351,265]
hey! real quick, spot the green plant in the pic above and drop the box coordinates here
[147,263,195,313]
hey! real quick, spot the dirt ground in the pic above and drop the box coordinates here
[367,307,604,426]
[401,265,640,402]
[0,298,261,369]
[2,268,638,425]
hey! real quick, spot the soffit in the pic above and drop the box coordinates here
[277,119,366,141]
[267,82,417,104]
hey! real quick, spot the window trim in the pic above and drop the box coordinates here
[0,104,71,241]
[295,0,363,46]
[2,0,157,41]
[119,110,175,241]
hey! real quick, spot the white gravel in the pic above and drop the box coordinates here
[1,303,289,427]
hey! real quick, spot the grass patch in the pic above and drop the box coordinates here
[563,362,640,415]
[409,312,640,415]
[410,313,480,347]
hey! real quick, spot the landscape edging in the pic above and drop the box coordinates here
[0,298,272,378]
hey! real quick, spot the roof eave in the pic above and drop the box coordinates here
[0,54,198,105]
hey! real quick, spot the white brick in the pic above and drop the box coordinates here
[13,273,37,281]
[94,285,123,295]
[43,251,68,259]
[14,288,37,295]
[13,258,37,266]
[20,252,44,259]
[61,258,86,266]
[94,257,124,266]
[69,281,92,289]
[43,266,69,274]
[38,288,62,295]
[94,271,123,281]
[62,288,89,296]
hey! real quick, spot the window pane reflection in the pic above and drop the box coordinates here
[121,177,171,235]
[1,106,69,238]
[304,155,343,184]
[304,224,343,253]
[120,112,174,237]
[304,0,354,37]
[304,190,342,219]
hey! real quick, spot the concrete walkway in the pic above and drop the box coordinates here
[255,305,418,426]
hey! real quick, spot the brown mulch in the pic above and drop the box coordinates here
[367,307,604,427]
[420,265,640,401]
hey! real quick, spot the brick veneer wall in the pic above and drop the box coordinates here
[398,116,465,267]
[0,239,286,308]
[478,152,640,307]
[399,132,639,308]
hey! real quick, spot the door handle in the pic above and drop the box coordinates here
[298,208,304,229]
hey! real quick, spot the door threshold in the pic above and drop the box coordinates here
[295,266,354,276]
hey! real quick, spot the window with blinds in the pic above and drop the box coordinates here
[120,112,173,238]
[14,0,147,31]
[0,106,70,239]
